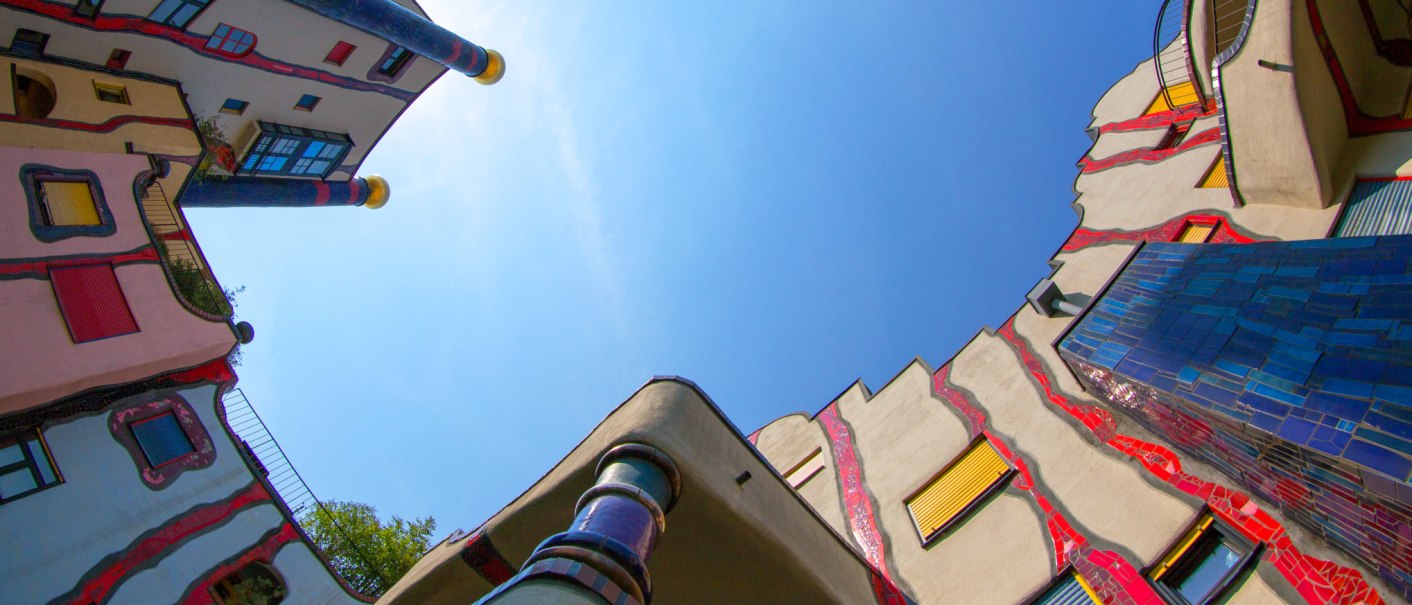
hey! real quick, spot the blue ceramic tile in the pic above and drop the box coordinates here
[1342,440,1412,480]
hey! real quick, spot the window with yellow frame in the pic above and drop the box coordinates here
[1147,514,1259,605]
[1028,570,1102,605]
[905,437,1013,543]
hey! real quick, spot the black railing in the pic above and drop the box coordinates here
[1211,0,1251,58]
[221,388,396,594]
[141,181,232,318]
[1153,0,1204,110]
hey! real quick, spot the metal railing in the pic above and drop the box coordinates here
[1211,0,1251,58]
[141,181,232,319]
[221,388,396,594]
[1153,0,1204,110]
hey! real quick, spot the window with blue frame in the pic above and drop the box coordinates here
[378,46,412,76]
[239,122,353,179]
[204,23,255,58]
[148,0,211,29]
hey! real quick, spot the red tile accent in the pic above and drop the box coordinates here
[1078,127,1222,173]
[50,263,139,342]
[817,402,905,603]
[1061,213,1266,253]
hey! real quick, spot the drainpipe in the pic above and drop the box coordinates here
[477,443,682,605]
[284,0,505,84]
[181,175,391,209]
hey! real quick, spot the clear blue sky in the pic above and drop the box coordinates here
[189,1,1157,533]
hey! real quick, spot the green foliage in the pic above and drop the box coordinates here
[220,575,284,605]
[167,257,241,317]
[193,115,233,183]
[300,501,437,597]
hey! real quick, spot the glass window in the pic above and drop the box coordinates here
[204,23,255,57]
[130,413,195,467]
[148,0,211,29]
[74,0,104,19]
[93,81,129,104]
[237,122,353,179]
[106,49,131,70]
[1149,515,1258,605]
[1031,572,1101,605]
[1334,178,1412,237]
[294,94,320,112]
[220,98,248,115]
[378,46,412,76]
[0,430,62,504]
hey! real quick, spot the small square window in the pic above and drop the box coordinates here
[782,448,825,488]
[377,46,412,77]
[106,49,131,70]
[1175,220,1217,243]
[220,98,248,115]
[0,429,63,503]
[130,412,195,468]
[294,94,320,112]
[93,81,130,104]
[1148,515,1258,605]
[325,41,356,66]
[74,0,104,19]
[905,438,1013,543]
[12,29,50,56]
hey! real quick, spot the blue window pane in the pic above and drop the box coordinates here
[318,144,345,159]
[308,160,330,175]
[1176,542,1240,603]
[0,442,23,467]
[130,413,194,467]
[303,141,326,158]
[271,138,300,155]
[0,468,38,499]
[171,4,200,27]
[148,0,182,23]
[27,440,56,485]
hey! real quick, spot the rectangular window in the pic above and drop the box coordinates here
[0,430,62,503]
[220,98,248,115]
[1176,221,1217,243]
[1156,122,1192,150]
[130,412,195,467]
[204,23,255,57]
[1334,178,1412,237]
[38,179,101,226]
[106,49,131,70]
[1144,82,1199,115]
[50,264,139,343]
[782,448,825,488]
[905,438,1012,542]
[12,29,50,56]
[378,46,412,76]
[1198,157,1228,189]
[294,94,320,112]
[1148,515,1258,605]
[237,121,352,179]
[325,41,356,66]
[147,0,211,29]
[93,81,129,104]
[74,0,103,19]
[1031,572,1101,605]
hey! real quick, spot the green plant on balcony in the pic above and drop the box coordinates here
[167,257,240,317]
[194,115,236,184]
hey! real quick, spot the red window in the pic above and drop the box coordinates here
[325,41,355,66]
[203,23,256,58]
[106,49,131,70]
[50,264,139,343]
[1156,122,1192,150]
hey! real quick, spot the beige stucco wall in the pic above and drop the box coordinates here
[752,412,849,536]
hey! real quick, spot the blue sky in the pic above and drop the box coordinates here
[189,1,1157,532]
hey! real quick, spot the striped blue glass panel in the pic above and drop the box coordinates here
[1337,180,1412,237]
[1033,575,1098,605]
[131,413,194,467]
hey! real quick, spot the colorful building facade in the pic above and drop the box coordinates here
[387,0,1412,603]
[0,0,499,603]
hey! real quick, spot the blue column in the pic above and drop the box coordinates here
[478,443,682,605]
[179,175,390,209]
[284,0,505,84]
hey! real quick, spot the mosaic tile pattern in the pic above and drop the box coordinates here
[1060,213,1267,253]
[1056,236,1412,598]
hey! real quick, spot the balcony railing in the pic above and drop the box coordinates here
[140,180,233,319]
[1153,0,1205,110]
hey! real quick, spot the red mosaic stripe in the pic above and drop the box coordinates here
[1098,102,1216,134]
[933,365,1162,604]
[996,318,1386,605]
[817,402,902,603]
[1078,128,1221,173]
[1306,0,1412,135]
[176,523,301,605]
[746,429,760,446]
[1,0,415,101]
[1060,213,1267,253]
[56,482,272,605]
[0,246,159,278]
[166,359,236,385]
[0,112,193,133]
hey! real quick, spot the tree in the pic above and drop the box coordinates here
[300,500,436,597]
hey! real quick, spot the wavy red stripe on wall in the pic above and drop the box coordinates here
[996,318,1385,605]
[1060,213,1266,253]
[54,482,272,605]
[0,246,159,279]
[932,365,1162,605]
[1098,102,1216,134]
[1,0,415,101]
[816,402,907,605]
[177,523,301,605]
[0,112,193,133]
[1078,128,1221,174]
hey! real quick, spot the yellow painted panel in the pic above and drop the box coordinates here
[784,448,826,488]
[1178,223,1215,243]
[1199,157,1229,189]
[1144,82,1199,115]
[906,440,1009,539]
[1151,516,1214,580]
[41,181,100,225]
[1075,573,1103,604]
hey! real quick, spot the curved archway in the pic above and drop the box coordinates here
[12,67,56,120]
[211,561,286,605]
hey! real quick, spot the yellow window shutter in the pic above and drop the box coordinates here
[1150,516,1215,580]
[1199,157,1229,189]
[41,181,101,226]
[783,448,826,488]
[1144,82,1198,115]
[906,439,1010,540]
[1178,222,1216,243]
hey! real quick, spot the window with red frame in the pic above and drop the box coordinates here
[1156,121,1192,150]
[204,23,256,58]
[325,41,355,66]
[1175,220,1218,243]
[106,49,131,70]
[49,264,139,343]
